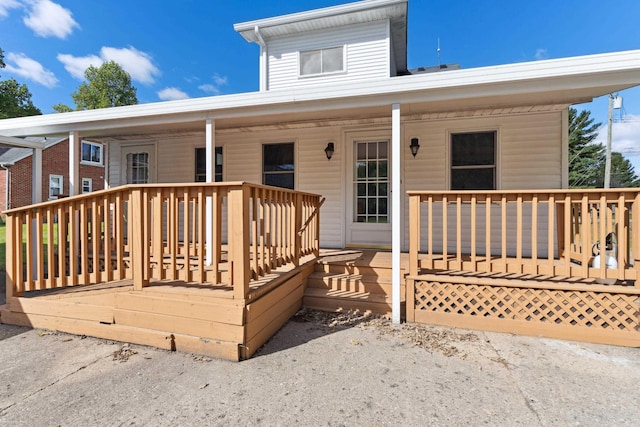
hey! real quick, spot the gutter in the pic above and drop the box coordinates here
[254,25,268,92]
[0,163,12,212]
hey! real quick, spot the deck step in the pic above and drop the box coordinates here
[306,271,396,295]
[303,287,393,316]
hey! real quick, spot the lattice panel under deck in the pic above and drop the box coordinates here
[415,281,640,332]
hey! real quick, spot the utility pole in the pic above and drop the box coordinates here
[604,94,613,188]
[604,94,623,189]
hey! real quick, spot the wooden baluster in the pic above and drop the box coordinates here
[580,194,590,278]
[46,208,54,288]
[516,193,523,274]
[442,195,448,270]
[409,194,420,276]
[485,194,492,273]
[470,193,477,271]
[501,194,507,270]
[427,195,433,270]
[5,214,16,300]
[58,204,67,287]
[598,194,607,279]
[103,196,112,283]
[531,194,538,275]
[35,209,44,290]
[456,195,462,270]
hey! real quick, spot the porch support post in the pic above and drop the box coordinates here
[68,131,80,196]
[32,147,42,204]
[205,119,215,265]
[391,103,402,324]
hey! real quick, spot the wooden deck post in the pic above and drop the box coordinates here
[131,188,149,291]
[5,215,16,303]
[228,185,250,300]
[293,193,303,266]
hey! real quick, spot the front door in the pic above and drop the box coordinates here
[346,136,392,247]
[121,144,157,184]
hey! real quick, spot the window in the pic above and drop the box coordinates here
[195,147,223,182]
[82,178,92,193]
[299,46,344,76]
[49,174,63,199]
[125,152,149,184]
[451,131,497,190]
[354,141,389,223]
[81,141,103,166]
[263,143,294,189]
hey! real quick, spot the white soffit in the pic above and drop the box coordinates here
[0,49,639,137]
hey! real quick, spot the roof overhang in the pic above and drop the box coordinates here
[234,0,408,73]
[0,50,639,138]
[0,135,45,149]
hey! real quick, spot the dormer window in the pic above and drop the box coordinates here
[299,46,345,77]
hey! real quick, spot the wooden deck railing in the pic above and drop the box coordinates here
[408,189,640,283]
[4,182,322,301]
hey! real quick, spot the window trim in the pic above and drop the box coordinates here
[81,177,93,194]
[449,130,498,191]
[49,174,64,200]
[80,140,104,166]
[298,45,346,78]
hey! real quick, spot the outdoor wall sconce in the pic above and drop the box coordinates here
[410,137,420,158]
[324,142,335,160]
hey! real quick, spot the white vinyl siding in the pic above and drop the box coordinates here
[267,20,390,90]
[105,109,564,252]
[403,110,564,254]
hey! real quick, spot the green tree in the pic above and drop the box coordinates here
[569,107,604,188]
[569,107,640,188]
[52,103,74,113]
[0,47,42,118]
[70,61,138,110]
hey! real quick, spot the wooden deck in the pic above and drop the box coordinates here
[1,253,319,360]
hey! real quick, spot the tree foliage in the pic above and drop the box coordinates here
[0,47,42,118]
[70,61,138,110]
[569,107,639,188]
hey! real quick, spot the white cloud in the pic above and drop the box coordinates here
[158,87,190,101]
[199,74,228,95]
[58,46,160,84]
[0,0,20,18]
[4,52,58,87]
[534,48,549,61]
[595,117,640,154]
[57,53,102,79]
[100,47,160,84]
[23,0,79,39]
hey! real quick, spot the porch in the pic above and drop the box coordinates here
[2,186,640,361]
[406,189,640,347]
[0,182,324,360]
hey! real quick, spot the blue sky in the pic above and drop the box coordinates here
[1,0,640,168]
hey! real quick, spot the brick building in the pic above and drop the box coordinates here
[0,137,105,212]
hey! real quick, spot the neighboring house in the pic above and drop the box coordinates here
[0,137,105,212]
[1,0,640,358]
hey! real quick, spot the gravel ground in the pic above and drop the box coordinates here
[1,306,639,426]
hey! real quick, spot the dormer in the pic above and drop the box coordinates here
[234,0,408,91]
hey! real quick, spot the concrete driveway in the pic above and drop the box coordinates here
[1,305,639,426]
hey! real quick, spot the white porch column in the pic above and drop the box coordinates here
[205,119,215,265]
[68,131,80,196]
[391,103,401,324]
[32,147,42,204]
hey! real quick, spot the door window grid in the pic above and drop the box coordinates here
[126,152,149,184]
[354,141,389,223]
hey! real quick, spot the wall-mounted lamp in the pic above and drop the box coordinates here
[410,137,420,158]
[324,142,335,160]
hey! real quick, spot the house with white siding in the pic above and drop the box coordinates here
[1,0,640,359]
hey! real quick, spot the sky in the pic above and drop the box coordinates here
[1,0,640,169]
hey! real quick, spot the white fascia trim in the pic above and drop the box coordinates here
[234,0,407,40]
[0,50,639,137]
[0,135,45,149]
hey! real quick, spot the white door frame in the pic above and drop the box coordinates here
[344,128,393,248]
[120,143,157,184]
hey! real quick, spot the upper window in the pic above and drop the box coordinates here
[263,143,294,189]
[81,141,103,166]
[451,131,497,190]
[299,46,344,76]
[49,174,63,199]
[195,147,223,182]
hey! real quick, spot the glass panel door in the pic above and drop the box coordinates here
[354,140,389,223]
